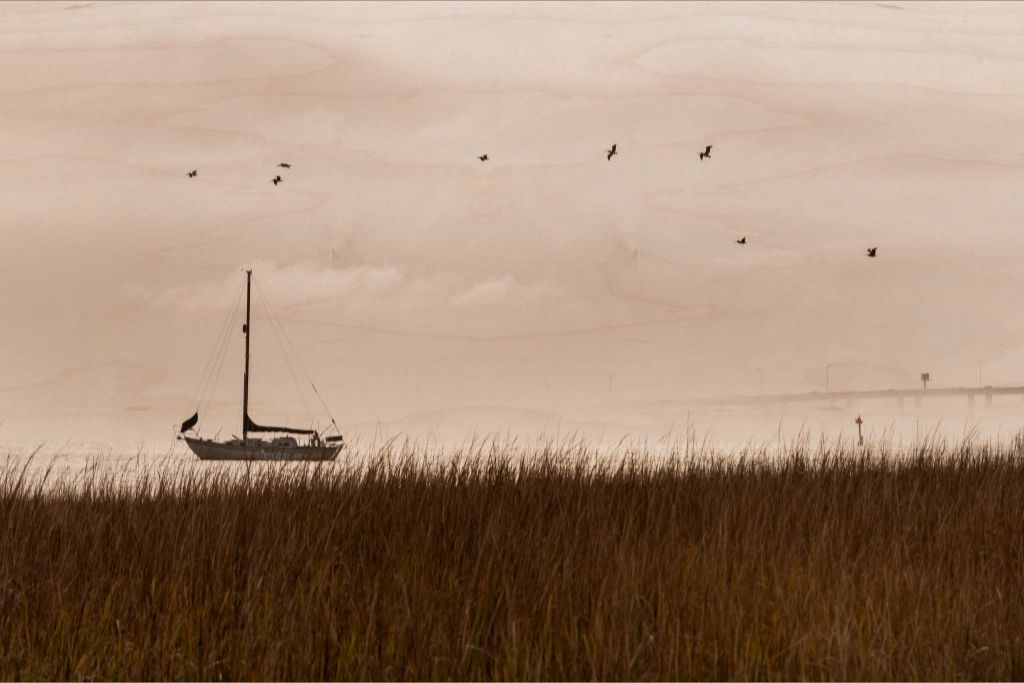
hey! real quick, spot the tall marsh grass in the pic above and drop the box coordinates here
[2,435,1024,680]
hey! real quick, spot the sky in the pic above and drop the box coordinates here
[3,1,1024,449]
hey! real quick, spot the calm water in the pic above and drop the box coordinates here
[4,399,1022,489]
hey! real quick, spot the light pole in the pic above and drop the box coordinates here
[826,363,832,393]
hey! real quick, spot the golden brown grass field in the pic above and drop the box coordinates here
[3,438,1024,680]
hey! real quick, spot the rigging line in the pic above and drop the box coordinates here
[267,286,318,428]
[189,279,244,411]
[201,282,243,409]
[196,301,232,433]
[253,279,315,424]
[254,282,309,398]
[310,384,342,437]
[256,281,340,432]
[199,283,244,431]
[259,284,340,436]
[193,294,241,436]
[196,282,243,416]
[252,280,306,421]
[279,330,341,436]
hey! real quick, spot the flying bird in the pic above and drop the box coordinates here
[606,143,617,161]
[187,170,197,178]
[278,163,291,168]
[272,175,282,186]
[699,145,712,160]
[478,154,488,162]
[736,237,746,245]
[866,247,877,258]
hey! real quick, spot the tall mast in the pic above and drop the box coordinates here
[242,269,252,442]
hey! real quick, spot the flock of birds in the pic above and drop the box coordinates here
[186,145,879,259]
[186,162,290,186]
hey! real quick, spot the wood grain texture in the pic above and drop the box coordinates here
[1,2,1022,447]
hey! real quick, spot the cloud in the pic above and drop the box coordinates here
[149,260,563,332]
[450,275,549,309]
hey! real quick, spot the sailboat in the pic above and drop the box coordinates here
[178,270,344,461]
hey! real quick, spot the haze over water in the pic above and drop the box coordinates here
[3,1,1024,453]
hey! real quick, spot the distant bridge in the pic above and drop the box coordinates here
[705,386,1024,410]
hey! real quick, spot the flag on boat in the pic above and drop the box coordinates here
[180,412,199,433]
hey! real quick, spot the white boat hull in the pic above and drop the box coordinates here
[184,437,342,462]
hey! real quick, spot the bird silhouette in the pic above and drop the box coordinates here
[272,175,282,186]
[866,247,877,258]
[606,143,617,161]
[478,154,488,162]
[699,145,712,160]
[736,237,746,245]
[278,163,291,168]
[187,170,197,178]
